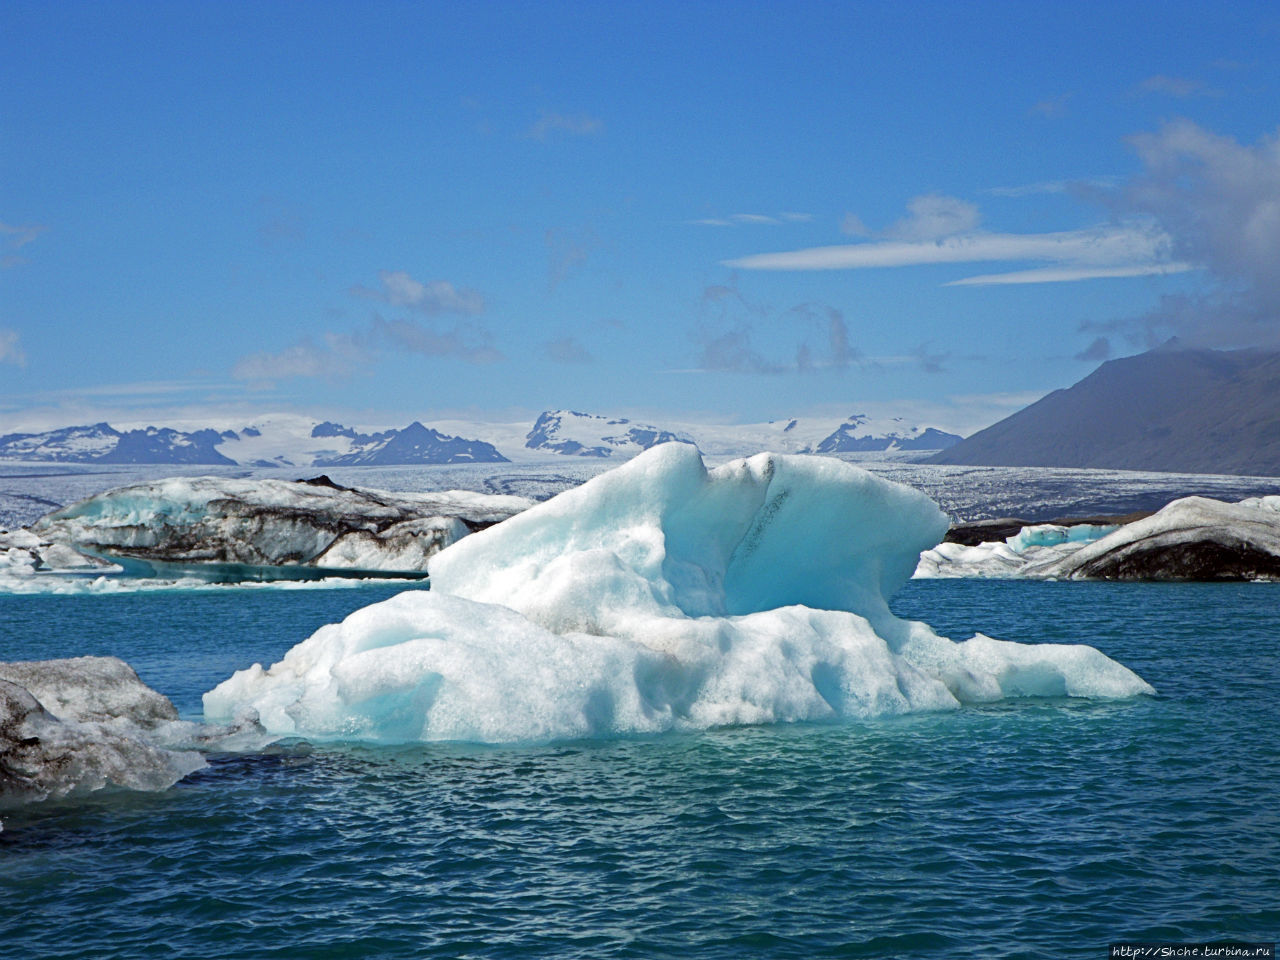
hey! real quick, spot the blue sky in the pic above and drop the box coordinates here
[3,0,1279,434]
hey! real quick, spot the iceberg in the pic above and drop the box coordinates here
[916,494,1280,580]
[915,522,1119,579]
[25,475,531,578]
[0,657,209,807]
[1043,494,1280,580]
[205,444,1153,743]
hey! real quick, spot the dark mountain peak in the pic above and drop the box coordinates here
[929,345,1280,476]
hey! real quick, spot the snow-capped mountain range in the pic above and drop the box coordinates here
[0,411,961,466]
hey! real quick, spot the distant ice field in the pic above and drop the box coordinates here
[3,455,1279,531]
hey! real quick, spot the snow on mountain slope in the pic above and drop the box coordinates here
[316,421,507,466]
[671,414,961,458]
[524,410,694,457]
[0,410,961,466]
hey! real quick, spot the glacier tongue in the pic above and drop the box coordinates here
[205,443,1153,743]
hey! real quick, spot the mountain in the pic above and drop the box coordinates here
[928,345,1280,476]
[0,418,505,467]
[0,423,234,464]
[97,427,236,465]
[525,410,693,457]
[0,410,961,466]
[811,416,962,453]
[315,421,508,466]
[0,423,122,462]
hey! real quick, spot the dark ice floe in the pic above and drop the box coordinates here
[916,494,1280,580]
[0,476,531,585]
[0,657,212,808]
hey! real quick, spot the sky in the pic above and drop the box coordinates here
[3,0,1280,435]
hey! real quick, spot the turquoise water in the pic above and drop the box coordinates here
[1,581,1277,958]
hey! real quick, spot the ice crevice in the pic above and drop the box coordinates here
[204,444,1154,744]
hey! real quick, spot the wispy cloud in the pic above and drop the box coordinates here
[351,270,485,317]
[19,379,234,400]
[1105,119,1280,347]
[544,337,593,364]
[946,262,1194,286]
[724,223,1182,282]
[691,281,864,375]
[1138,74,1214,98]
[372,316,502,365]
[1,221,48,268]
[232,333,371,385]
[984,176,1121,198]
[688,212,813,227]
[840,212,870,236]
[0,329,26,366]
[545,226,598,290]
[1030,93,1072,117]
[528,111,603,141]
[1075,336,1111,362]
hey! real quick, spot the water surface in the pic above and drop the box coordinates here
[1,580,1276,959]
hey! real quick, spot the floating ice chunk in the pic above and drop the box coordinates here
[0,656,181,730]
[0,657,207,807]
[1005,523,1119,553]
[27,476,531,576]
[915,522,1119,579]
[918,494,1280,581]
[1042,495,1280,580]
[206,444,1153,743]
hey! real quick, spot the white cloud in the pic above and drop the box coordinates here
[352,270,485,317]
[688,212,812,227]
[528,111,603,141]
[1113,120,1280,345]
[883,194,980,241]
[984,176,1120,198]
[840,212,870,236]
[0,329,26,366]
[232,333,369,385]
[724,224,1179,279]
[946,262,1194,286]
[1138,75,1208,98]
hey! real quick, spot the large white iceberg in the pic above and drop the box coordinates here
[205,444,1153,742]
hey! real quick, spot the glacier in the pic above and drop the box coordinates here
[205,444,1153,743]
